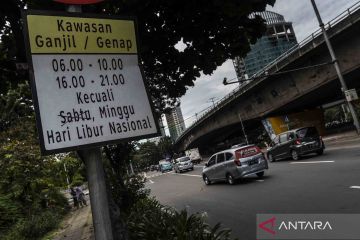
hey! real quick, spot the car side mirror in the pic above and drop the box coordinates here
[205,163,208,167]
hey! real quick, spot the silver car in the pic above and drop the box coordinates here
[174,156,194,173]
[202,145,268,185]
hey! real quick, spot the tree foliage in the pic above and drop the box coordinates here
[0,114,70,238]
[133,141,162,170]
[0,1,277,239]
[91,0,275,110]
[158,136,175,158]
[1,0,275,111]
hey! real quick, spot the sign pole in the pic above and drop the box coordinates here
[311,0,360,134]
[67,5,114,240]
[78,148,114,240]
[23,3,160,239]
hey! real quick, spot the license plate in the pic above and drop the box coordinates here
[248,159,258,166]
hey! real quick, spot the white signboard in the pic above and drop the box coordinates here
[23,11,159,154]
[344,89,359,102]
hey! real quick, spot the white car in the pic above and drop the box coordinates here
[174,156,194,173]
[202,145,268,185]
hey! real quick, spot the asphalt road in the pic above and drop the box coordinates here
[147,138,360,239]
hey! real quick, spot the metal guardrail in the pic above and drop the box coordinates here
[176,1,360,143]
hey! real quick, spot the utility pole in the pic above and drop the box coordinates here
[68,5,114,240]
[238,113,249,145]
[311,0,360,134]
[129,160,135,175]
[208,97,217,108]
[63,162,70,189]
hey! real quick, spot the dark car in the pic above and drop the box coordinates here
[267,127,325,162]
[150,165,159,171]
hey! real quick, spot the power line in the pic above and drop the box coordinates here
[161,104,214,131]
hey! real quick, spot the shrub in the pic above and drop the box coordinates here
[0,195,22,229]
[2,210,64,240]
[127,198,235,240]
[0,191,69,240]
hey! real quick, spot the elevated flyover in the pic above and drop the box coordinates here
[175,2,360,152]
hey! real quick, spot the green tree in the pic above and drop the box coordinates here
[324,105,346,124]
[158,136,174,159]
[54,154,86,188]
[0,116,69,239]
[133,141,162,170]
[0,1,276,239]
[1,0,275,111]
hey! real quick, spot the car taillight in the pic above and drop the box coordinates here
[234,159,241,166]
[295,139,301,145]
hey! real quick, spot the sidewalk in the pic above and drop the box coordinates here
[322,130,360,145]
[52,205,94,240]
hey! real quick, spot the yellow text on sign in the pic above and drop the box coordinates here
[27,15,138,54]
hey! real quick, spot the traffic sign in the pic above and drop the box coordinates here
[344,89,359,102]
[284,116,290,123]
[23,11,159,155]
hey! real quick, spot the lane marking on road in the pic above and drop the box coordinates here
[146,171,174,179]
[171,173,202,178]
[256,179,265,182]
[290,160,335,164]
[350,186,360,189]
[149,179,154,184]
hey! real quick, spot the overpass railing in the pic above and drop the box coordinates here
[175,1,360,143]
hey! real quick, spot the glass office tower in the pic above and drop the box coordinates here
[233,11,297,81]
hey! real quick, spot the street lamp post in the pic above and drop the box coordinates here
[208,97,217,108]
[310,0,360,134]
[63,162,70,189]
[238,113,249,145]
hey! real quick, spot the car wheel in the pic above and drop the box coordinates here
[226,173,235,185]
[256,171,265,178]
[268,153,275,162]
[175,169,178,173]
[203,175,211,185]
[291,150,299,161]
[316,149,324,155]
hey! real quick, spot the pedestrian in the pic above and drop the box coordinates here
[76,186,87,207]
[70,187,79,209]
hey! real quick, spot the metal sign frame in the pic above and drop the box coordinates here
[22,10,160,155]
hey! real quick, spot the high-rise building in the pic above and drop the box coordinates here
[165,106,186,142]
[233,11,297,81]
[158,117,166,137]
[146,117,166,145]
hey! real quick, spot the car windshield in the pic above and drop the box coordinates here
[296,127,318,138]
[177,157,190,162]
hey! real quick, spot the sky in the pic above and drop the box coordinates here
[162,0,359,134]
